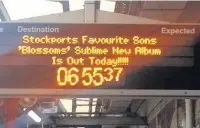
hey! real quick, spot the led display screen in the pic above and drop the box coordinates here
[0,23,199,89]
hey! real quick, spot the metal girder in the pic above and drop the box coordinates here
[2,89,200,98]
[84,1,96,23]
[55,116,147,126]
[51,112,137,117]
[29,125,102,128]
[95,1,100,10]
[28,116,147,128]
[59,1,69,12]
[0,1,10,21]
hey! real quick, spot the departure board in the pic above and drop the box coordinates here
[0,23,199,89]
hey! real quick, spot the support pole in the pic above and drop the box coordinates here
[155,116,159,128]
[185,99,192,128]
[84,1,96,23]
[0,1,11,21]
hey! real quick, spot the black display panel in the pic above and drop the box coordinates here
[0,23,199,89]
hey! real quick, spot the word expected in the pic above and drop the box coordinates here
[57,67,123,87]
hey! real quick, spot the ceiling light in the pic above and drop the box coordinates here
[28,110,42,123]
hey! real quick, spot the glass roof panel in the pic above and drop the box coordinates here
[100,0,116,12]
[2,0,62,20]
[77,100,89,105]
[92,106,96,112]
[60,99,72,112]
[76,106,89,113]
[69,0,84,11]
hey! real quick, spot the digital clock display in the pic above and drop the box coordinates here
[0,23,199,89]
[57,67,123,87]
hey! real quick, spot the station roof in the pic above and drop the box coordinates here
[1,0,200,23]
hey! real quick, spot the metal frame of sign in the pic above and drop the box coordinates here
[0,23,199,97]
[0,9,199,97]
[4,4,200,102]
[0,89,200,98]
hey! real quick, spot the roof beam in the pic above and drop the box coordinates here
[28,116,147,128]
[0,1,11,21]
[95,1,100,10]
[55,116,147,125]
[60,1,70,12]
[29,125,102,128]
[84,1,96,23]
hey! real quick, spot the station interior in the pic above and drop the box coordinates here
[0,0,200,128]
